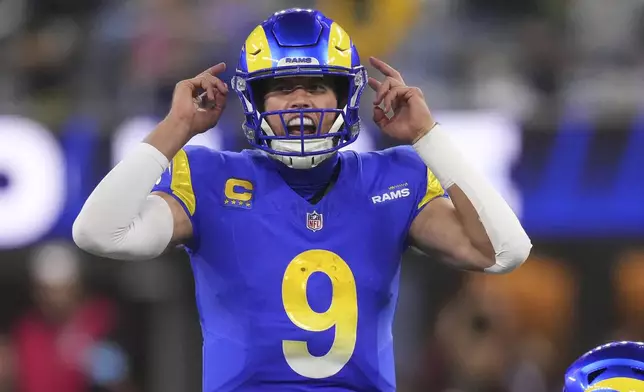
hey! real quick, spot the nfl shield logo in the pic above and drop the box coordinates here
[306,211,323,232]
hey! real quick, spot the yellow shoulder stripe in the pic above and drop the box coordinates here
[417,168,445,209]
[170,149,196,216]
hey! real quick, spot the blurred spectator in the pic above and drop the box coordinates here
[419,255,577,392]
[11,242,135,392]
[611,249,644,342]
[16,0,102,93]
[7,0,103,128]
[0,334,14,392]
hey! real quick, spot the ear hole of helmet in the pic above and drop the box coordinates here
[587,366,644,385]
[632,367,644,377]
[587,368,606,384]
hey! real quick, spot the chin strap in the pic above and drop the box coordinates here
[268,139,335,169]
[258,107,348,169]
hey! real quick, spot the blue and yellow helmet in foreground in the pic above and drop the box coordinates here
[231,8,367,169]
[564,341,644,392]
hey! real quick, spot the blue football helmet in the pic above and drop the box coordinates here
[564,341,644,392]
[231,8,367,169]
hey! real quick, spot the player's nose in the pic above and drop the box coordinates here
[288,88,312,109]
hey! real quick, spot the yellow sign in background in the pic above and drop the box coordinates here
[316,0,420,59]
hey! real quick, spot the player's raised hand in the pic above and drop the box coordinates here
[167,62,229,136]
[367,57,436,144]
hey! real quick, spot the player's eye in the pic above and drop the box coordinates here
[268,82,326,95]
[270,83,290,92]
[265,81,290,93]
[308,83,327,93]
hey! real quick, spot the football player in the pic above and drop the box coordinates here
[73,8,532,392]
[564,341,644,391]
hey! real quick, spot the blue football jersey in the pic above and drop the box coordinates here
[152,146,446,392]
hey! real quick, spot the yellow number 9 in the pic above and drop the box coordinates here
[282,249,358,379]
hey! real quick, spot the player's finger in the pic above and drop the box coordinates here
[373,77,404,106]
[206,79,217,102]
[369,57,405,84]
[375,77,402,105]
[216,77,229,94]
[202,73,229,95]
[373,78,390,106]
[373,106,390,128]
[382,86,408,113]
[190,63,227,104]
[367,77,381,92]
[174,79,200,102]
[213,83,228,110]
[195,75,216,102]
[383,89,397,113]
[205,62,226,76]
[196,86,227,114]
[209,76,229,107]
[198,90,225,112]
[187,74,218,104]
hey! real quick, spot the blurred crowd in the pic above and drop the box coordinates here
[0,242,135,392]
[1,0,644,391]
[1,0,643,133]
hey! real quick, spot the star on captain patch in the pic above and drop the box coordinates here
[306,211,323,232]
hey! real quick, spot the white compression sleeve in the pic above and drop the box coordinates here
[413,124,532,274]
[73,143,174,261]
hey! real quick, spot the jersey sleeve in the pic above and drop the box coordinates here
[414,166,448,218]
[151,146,208,250]
[392,146,448,222]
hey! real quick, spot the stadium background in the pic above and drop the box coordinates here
[0,0,643,391]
